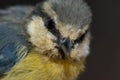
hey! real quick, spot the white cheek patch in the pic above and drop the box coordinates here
[80,42,90,57]
[27,16,47,37]
[70,34,90,61]
[26,16,49,46]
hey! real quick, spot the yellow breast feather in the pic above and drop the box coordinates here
[3,50,85,80]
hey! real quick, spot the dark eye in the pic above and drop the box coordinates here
[45,19,55,30]
[74,29,88,44]
[44,18,61,38]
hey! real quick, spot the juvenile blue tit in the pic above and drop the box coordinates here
[0,0,92,80]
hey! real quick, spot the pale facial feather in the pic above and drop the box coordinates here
[26,2,90,61]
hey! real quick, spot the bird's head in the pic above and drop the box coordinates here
[26,0,92,61]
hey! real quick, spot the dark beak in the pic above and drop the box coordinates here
[59,38,73,56]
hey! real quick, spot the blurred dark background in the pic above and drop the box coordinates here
[0,0,120,80]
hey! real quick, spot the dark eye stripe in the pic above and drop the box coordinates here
[45,18,61,39]
[32,8,62,40]
[45,19,55,30]
[74,29,88,45]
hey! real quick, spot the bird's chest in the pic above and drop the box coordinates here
[35,56,85,80]
[2,52,85,80]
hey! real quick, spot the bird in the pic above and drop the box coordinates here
[0,0,92,80]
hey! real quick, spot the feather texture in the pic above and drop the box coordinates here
[0,0,92,80]
[0,6,33,23]
[2,51,85,80]
[0,20,30,74]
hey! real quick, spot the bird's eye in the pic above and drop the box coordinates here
[74,29,88,44]
[45,19,55,30]
[44,18,61,39]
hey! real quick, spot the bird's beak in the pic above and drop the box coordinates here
[59,38,73,56]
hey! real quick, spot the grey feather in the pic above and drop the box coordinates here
[0,5,33,23]
[48,0,92,27]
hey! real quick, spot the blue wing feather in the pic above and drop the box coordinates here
[0,43,17,74]
[0,8,32,74]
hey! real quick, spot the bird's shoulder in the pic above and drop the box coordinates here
[0,21,31,75]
